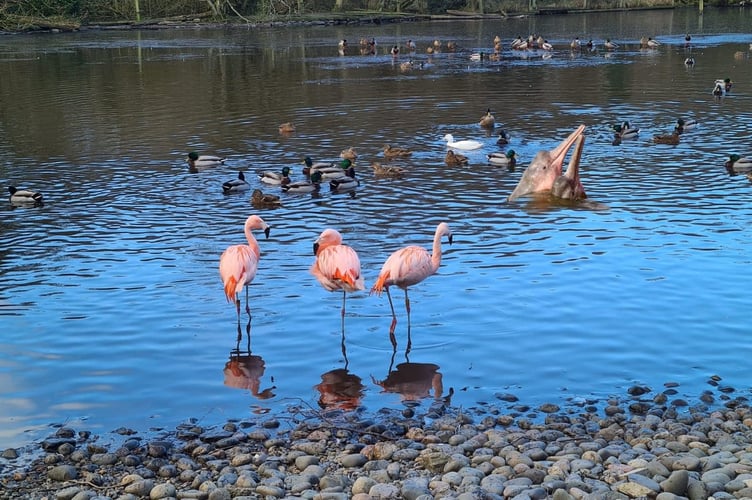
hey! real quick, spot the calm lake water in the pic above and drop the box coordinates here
[2,7,752,452]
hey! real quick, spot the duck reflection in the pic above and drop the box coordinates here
[372,351,448,404]
[223,319,276,399]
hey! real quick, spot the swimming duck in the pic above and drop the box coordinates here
[251,188,282,207]
[278,122,296,134]
[259,166,292,185]
[371,162,406,177]
[604,39,619,50]
[674,118,698,134]
[405,39,416,51]
[302,156,338,176]
[8,186,43,207]
[445,149,469,167]
[570,37,581,50]
[653,132,680,145]
[282,171,323,193]
[329,164,359,191]
[613,121,640,139]
[496,129,511,145]
[390,45,399,57]
[712,80,727,97]
[470,52,487,61]
[340,147,358,161]
[443,134,483,150]
[487,150,517,169]
[684,57,695,66]
[479,108,495,129]
[222,171,251,194]
[309,159,353,179]
[724,154,752,175]
[383,144,413,160]
[187,151,225,172]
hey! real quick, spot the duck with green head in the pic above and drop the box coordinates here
[283,171,323,193]
[725,154,752,175]
[259,166,292,186]
[222,171,251,194]
[187,151,225,172]
[487,150,517,169]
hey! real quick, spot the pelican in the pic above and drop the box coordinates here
[507,125,586,201]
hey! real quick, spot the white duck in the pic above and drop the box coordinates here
[222,171,250,194]
[443,134,483,150]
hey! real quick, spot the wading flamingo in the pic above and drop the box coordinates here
[310,228,365,332]
[371,222,453,347]
[219,215,270,335]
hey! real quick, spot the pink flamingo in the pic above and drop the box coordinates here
[219,215,270,333]
[371,222,453,346]
[310,228,365,332]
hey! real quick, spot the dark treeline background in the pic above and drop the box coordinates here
[0,0,725,31]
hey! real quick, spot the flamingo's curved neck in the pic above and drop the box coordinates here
[246,227,260,257]
[430,230,444,273]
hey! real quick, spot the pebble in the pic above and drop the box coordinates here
[3,390,752,500]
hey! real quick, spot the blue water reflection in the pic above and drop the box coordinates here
[2,8,752,450]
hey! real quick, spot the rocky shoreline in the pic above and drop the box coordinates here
[3,383,752,500]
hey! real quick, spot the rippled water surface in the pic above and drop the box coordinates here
[2,7,752,450]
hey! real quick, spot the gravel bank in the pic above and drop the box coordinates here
[2,385,752,500]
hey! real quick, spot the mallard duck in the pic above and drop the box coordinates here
[8,186,43,207]
[470,52,487,61]
[685,57,695,66]
[337,39,347,55]
[674,118,698,134]
[724,154,752,175]
[479,108,495,129]
[487,150,517,169]
[371,162,406,177]
[278,122,296,134]
[570,37,581,50]
[312,159,353,179]
[540,40,554,51]
[187,151,225,171]
[443,134,483,150]
[302,156,337,176]
[282,171,323,193]
[405,39,416,51]
[383,144,413,160]
[399,60,413,72]
[653,132,680,145]
[222,171,251,194]
[604,39,619,50]
[340,147,358,161]
[496,129,511,145]
[329,165,359,191]
[259,166,291,185]
[641,37,661,49]
[390,45,399,57]
[613,121,640,139]
[712,80,726,97]
[445,150,469,166]
[251,188,282,207]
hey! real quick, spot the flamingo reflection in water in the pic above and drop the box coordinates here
[313,303,365,412]
[370,222,453,350]
[310,228,365,333]
[372,350,452,406]
[223,318,276,400]
[219,215,270,338]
